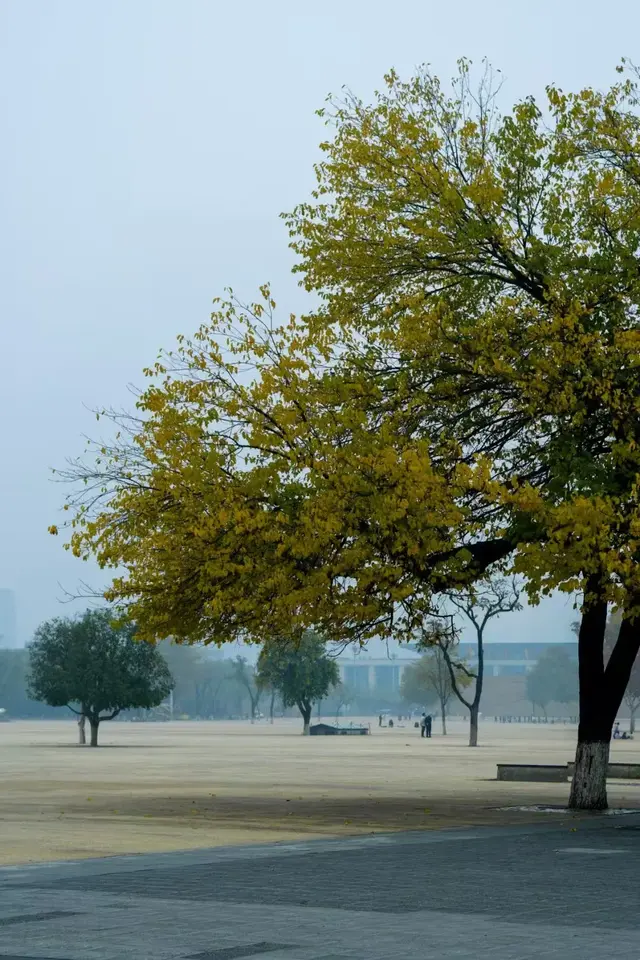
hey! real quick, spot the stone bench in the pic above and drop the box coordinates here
[567,761,640,780]
[497,763,569,783]
[309,723,369,736]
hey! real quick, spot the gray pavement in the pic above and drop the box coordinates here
[1,815,639,960]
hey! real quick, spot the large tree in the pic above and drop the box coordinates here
[27,609,174,746]
[56,63,640,808]
[256,632,339,734]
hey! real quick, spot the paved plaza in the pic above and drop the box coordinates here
[1,814,639,960]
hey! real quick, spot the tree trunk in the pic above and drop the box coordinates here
[89,719,99,747]
[439,622,484,747]
[468,630,485,747]
[569,584,610,809]
[469,704,479,747]
[440,698,447,735]
[269,690,275,724]
[78,714,86,745]
[300,702,312,735]
[630,707,636,735]
[569,740,610,810]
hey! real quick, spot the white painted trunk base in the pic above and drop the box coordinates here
[569,740,610,810]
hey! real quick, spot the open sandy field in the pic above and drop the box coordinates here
[1,717,639,865]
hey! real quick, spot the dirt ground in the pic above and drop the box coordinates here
[1,717,639,865]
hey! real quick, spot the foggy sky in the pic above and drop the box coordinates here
[1,0,629,646]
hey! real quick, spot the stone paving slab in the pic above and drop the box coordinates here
[0,815,639,960]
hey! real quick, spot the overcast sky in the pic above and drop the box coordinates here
[1,0,630,646]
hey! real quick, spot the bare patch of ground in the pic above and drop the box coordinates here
[1,718,638,864]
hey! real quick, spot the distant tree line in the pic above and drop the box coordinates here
[0,647,59,718]
[8,608,611,741]
[0,611,349,734]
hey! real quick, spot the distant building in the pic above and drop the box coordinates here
[0,589,18,648]
[335,638,578,692]
[336,639,420,695]
[457,641,578,677]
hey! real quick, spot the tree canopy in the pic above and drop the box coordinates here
[284,61,640,612]
[27,609,174,745]
[256,631,339,733]
[400,656,439,711]
[60,65,640,631]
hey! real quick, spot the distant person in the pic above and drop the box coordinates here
[378,714,383,727]
[420,713,426,738]
[613,722,621,739]
[425,714,432,738]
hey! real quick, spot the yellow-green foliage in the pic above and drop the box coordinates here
[59,62,640,644]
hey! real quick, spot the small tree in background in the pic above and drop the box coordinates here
[254,674,281,724]
[266,684,278,723]
[427,649,455,735]
[429,647,455,735]
[27,609,174,746]
[551,648,579,711]
[231,656,262,721]
[400,659,437,713]
[526,647,578,718]
[623,671,640,735]
[434,577,521,747]
[406,628,470,734]
[257,631,339,734]
[525,664,551,719]
[624,677,640,735]
[333,682,355,722]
